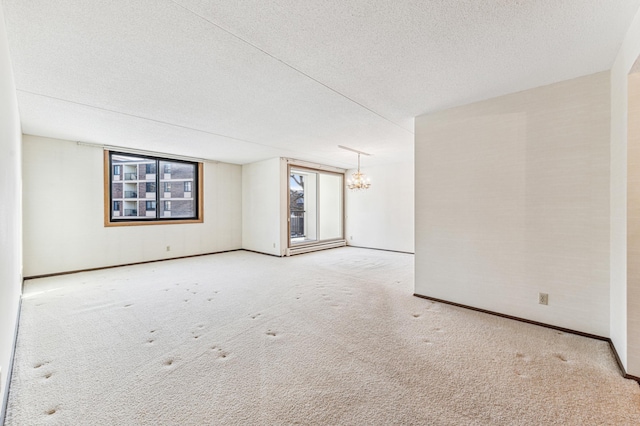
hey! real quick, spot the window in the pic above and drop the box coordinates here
[184,181,192,192]
[106,151,202,225]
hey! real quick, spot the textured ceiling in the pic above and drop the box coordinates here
[3,0,640,167]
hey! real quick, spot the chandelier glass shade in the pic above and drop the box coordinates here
[347,153,371,190]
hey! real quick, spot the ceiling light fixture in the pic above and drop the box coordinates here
[338,145,371,190]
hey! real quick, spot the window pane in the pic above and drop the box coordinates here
[110,153,147,221]
[159,160,197,218]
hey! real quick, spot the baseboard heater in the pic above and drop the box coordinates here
[286,240,346,256]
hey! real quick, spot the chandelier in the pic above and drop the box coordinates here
[340,146,371,190]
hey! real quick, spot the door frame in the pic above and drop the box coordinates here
[287,163,346,249]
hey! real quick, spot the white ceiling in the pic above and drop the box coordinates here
[3,0,640,168]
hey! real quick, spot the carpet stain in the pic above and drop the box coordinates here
[33,362,49,369]
[250,313,261,320]
[266,331,277,337]
[45,408,57,415]
[146,339,154,344]
[555,353,568,362]
[413,313,421,318]
[123,304,133,308]
[163,359,174,366]
[211,347,228,359]
[44,373,52,379]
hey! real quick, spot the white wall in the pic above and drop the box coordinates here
[415,72,611,336]
[610,4,640,376]
[346,161,414,253]
[627,73,640,376]
[0,3,22,416]
[22,135,242,276]
[242,157,282,256]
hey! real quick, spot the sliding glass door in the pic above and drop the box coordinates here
[289,167,343,246]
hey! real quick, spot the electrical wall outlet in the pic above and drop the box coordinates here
[539,293,549,305]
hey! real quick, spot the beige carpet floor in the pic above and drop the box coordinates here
[5,247,640,425]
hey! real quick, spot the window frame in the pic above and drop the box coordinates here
[104,150,203,227]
